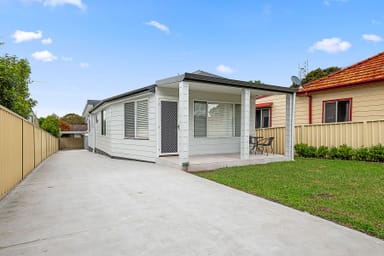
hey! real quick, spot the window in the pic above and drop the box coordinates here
[101,110,106,135]
[124,100,149,139]
[255,108,271,128]
[323,98,351,123]
[193,101,241,137]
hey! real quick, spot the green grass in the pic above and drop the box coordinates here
[197,159,384,239]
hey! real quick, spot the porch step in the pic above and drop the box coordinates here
[156,154,290,172]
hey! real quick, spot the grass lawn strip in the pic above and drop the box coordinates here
[196,159,384,239]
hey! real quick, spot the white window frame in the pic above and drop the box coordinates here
[193,100,241,138]
[124,99,149,139]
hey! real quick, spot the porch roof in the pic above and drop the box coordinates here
[157,72,296,94]
[89,70,296,113]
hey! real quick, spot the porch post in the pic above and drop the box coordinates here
[285,93,296,160]
[240,88,250,160]
[178,81,189,166]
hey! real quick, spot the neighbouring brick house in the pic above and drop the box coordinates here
[256,51,384,127]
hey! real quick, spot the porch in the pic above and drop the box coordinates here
[156,153,289,172]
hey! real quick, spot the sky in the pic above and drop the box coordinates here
[1,0,383,117]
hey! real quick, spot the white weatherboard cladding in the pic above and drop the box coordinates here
[92,94,157,162]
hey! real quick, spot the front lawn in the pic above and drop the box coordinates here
[196,159,384,239]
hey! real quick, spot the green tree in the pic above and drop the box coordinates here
[61,113,85,124]
[39,114,60,137]
[302,66,341,85]
[0,53,37,118]
[249,80,262,84]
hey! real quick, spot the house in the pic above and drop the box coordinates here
[256,51,384,127]
[83,71,296,170]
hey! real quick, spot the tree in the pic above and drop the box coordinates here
[61,113,85,124]
[249,80,262,84]
[59,119,71,131]
[39,114,60,137]
[302,66,341,85]
[0,53,37,118]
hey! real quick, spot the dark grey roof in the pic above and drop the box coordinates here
[87,100,101,106]
[191,70,224,78]
[89,85,156,113]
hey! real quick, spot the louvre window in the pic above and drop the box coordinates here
[124,100,148,139]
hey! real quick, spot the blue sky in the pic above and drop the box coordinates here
[1,0,383,117]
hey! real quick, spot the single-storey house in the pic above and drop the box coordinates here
[83,71,296,170]
[256,51,384,127]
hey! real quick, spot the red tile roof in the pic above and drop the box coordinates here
[299,51,384,93]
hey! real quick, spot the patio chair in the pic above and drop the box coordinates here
[249,136,263,154]
[259,137,274,156]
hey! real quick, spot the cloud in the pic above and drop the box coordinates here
[216,64,234,74]
[40,0,86,10]
[31,50,57,62]
[362,34,383,42]
[12,30,42,43]
[145,21,170,34]
[80,62,89,68]
[61,56,73,61]
[309,37,351,53]
[41,37,53,45]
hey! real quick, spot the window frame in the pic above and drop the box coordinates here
[101,110,107,135]
[124,99,149,140]
[193,100,241,138]
[255,107,271,128]
[322,98,352,123]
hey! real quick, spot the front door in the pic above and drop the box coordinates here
[161,101,178,154]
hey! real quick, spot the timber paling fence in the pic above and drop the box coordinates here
[0,105,59,198]
[256,120,384,155]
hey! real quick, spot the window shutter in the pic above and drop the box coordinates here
[124,102,135,138]
[136,100,148,138]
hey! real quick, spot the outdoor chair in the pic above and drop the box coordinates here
[258,137,274,156]
[249,136,263,154]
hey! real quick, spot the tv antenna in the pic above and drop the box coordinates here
[291,76,302,87]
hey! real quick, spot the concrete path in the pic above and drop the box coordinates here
[0,151,383,256]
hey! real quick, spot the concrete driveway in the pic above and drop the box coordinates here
[0,151,383,256]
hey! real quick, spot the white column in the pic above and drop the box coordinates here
[285,93,296,160]
[178,81,189,166]
[240,89,250,160]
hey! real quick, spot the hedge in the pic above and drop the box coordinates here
[294,144,384,162]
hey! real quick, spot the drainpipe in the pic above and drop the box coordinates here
[305,92,312,124]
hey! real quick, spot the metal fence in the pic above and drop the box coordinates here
[0,106,59,198]
[256,120,384,155]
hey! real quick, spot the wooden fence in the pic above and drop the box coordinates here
[256,120,384,155]
[0,106,59,198]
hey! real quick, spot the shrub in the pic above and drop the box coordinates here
[337,144,354,160]
[354,147,369,161]
[328,146,339,159]
[294,144,308,157]
[369,144,384,162]
[316,146,329,158]
[306,146,317,158]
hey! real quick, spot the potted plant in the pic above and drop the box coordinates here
[181,162,189,172]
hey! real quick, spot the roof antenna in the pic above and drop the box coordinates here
[291,76,302,88]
